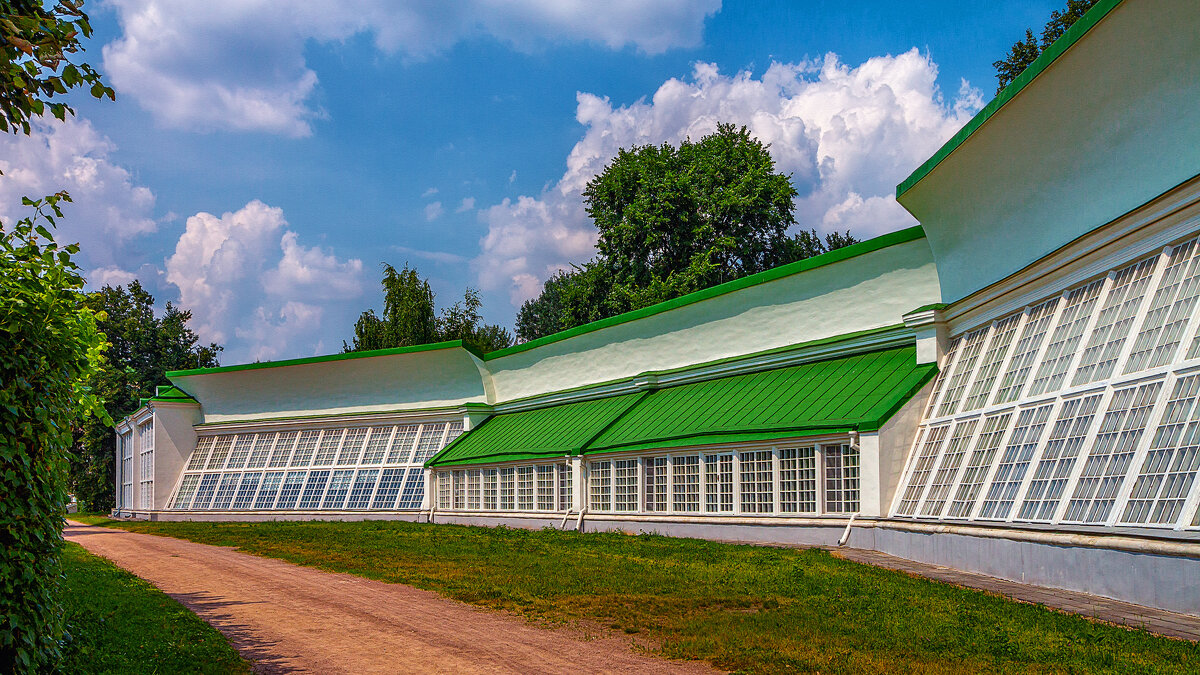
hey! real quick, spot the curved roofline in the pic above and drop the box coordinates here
[896,0,1123,199]
[166,339,481,378]
[482,225,927,361]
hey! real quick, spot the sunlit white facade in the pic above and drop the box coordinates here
[116,1,1199,615]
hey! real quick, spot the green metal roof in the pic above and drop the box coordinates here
[151,385,196,402]
[588,346,933,454]
[166,340,481,378]
[430,346,935,467]
[895,0,1122,198]
[427,392,645,467]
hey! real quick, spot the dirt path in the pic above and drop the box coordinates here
[65,521,717,674]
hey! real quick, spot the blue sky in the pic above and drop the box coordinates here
[0,1,1060,363]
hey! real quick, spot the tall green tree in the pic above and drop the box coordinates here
[72,282,221,510]
[516,125,858,342]
[993,0,1099,94]
[346,263,513,354]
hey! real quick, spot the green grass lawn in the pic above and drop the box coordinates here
[58,541,248,674]
[74,516,1198,674]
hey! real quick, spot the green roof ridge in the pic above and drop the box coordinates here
[483,225,926,361]
[166,339,480,378]
[895,0,1123,198]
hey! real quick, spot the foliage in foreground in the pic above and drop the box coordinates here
[0,195,108,672]
[993,0,1099,94]
[517,124,858,342]
[58,542,248,673]
[73,281,222,511]
[344,262,513,354]
[83,518,1199,674]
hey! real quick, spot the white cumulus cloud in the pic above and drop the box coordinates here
[101,0,721,136]
[475,50,982,306]
[165,200,364,362]
[0,118,156,272]
[424,201,444,222]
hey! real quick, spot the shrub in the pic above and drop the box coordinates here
[0,194,108,672]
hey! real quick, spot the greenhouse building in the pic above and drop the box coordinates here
[114,0,1200,615]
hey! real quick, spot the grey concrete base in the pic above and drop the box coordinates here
[873,525,1200,617]
[126,510,426,523]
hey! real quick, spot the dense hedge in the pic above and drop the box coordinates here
[0,195,107,672]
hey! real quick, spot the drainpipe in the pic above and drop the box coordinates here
[837,512,858,546]
[837,430,860,546]
[575,507,587,532]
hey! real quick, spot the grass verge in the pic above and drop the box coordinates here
[59,541,248,674]
[75,517,1198,673]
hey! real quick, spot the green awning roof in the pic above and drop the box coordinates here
[428,392,644,467]
[429,346,935,467]
[588,346,933,454]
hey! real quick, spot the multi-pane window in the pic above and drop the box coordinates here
[1129,241,1200,371]
[963,316,1021,411]
[191,473,219,509]
[945,412,1013,519]
[372,468,406,509]
[671,455,700,512]
[1121,375,1200,525]
[120,432,134,508]
[211,473,241,510]
[246,434,274,469]
[644,457,668,512]
[918,419,980,517]
[336,428,368,465]
[1028,281,1104,396]
[557,463,573,511]
[347,469,380,509]
[499,467,516,510]
[895,425,949,516]
[313,429,343,466]
[206,436,233,469]
[276,472,306,509]
[976,404,1054,520]
[232,472,262,509]
[536,465,556,510]
[268,432,297,468]
[899,238,1200,529]
[174,420,461,511]
[614,459,639,511]
[323,469,355,509]
[936,328,989,417]
[993,299,1060,404]
[254,472,285,509]
[482,468,498,510]
[1064,381,1162,523]
[413,423,449,463]
[138,421,154,509]
[171,474,200,509]
[225,435,254,469]
[467,469,482,510]
[297,470,331,509]
[1016,394,1102,521]
[704,454,734,513]
[589,460,612,511]
[517,466,535,510]
[290,430,320,466]
[360,427,393,465]
[778,447,817,513]
[739,450,773,513]
[824,445,859,513]
[452,470,466,509]
[187,436,214,470]
[1072,260,1156,386]
[437,471,451,509]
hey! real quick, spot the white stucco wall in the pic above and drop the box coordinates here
[899,1,1200,305]
[152,402,202,509]
[485,237,940,403]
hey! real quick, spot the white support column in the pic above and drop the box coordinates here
[421,467,434,511]
[572,455,586,512]
[857,433,882,517]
